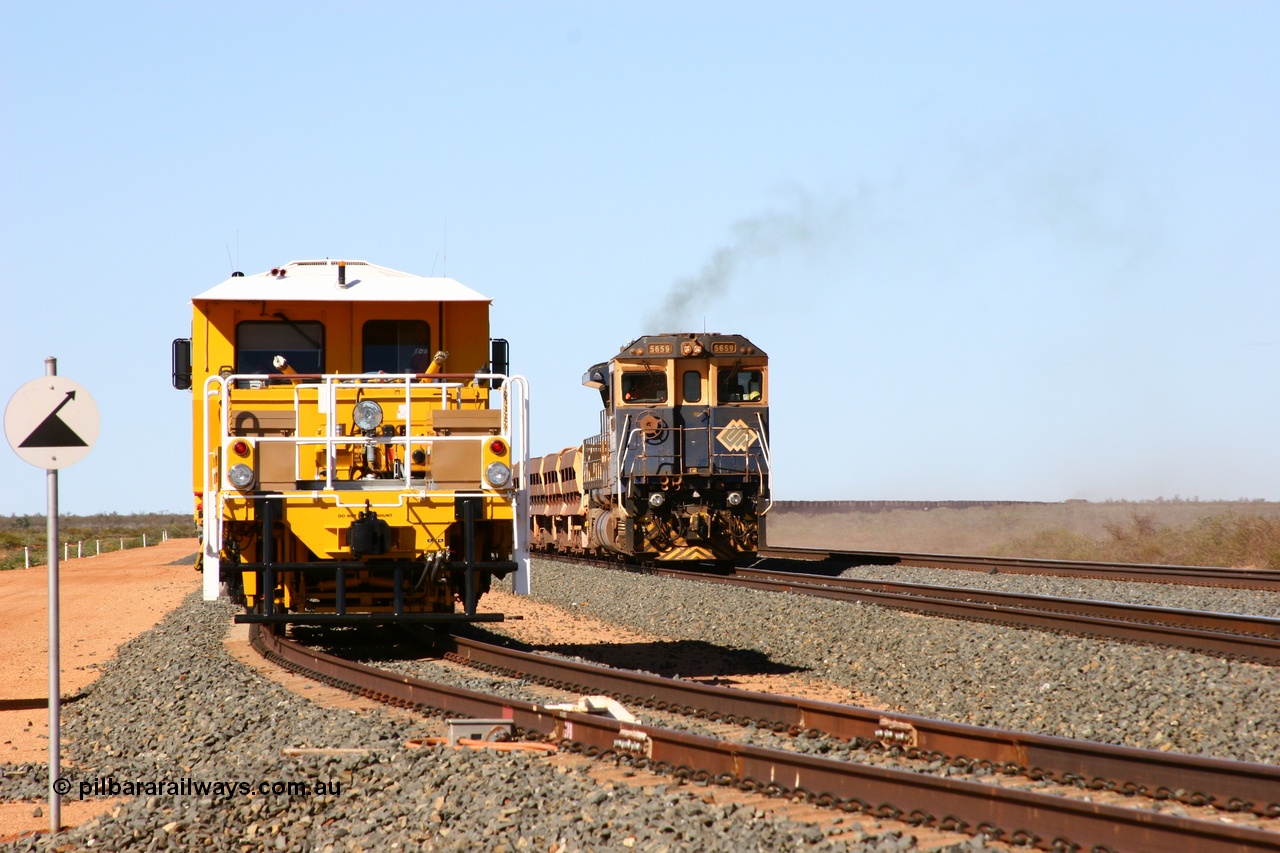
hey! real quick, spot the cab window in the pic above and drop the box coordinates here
[236,321,324,381]
[682,370,702,403]
[717,367,763,403]
[363,320,431,373]
[620,371,667,404]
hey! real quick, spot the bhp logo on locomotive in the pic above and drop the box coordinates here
[716,419,759,453]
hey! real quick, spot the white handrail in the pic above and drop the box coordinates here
[755,412,773,516]
[200,374,227,601]
[503,375,531,594]
[199,370,530,596]
[613,414,632,511]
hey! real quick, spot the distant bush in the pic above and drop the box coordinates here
[992,528,1103,562]
[994,511,1280,568]
[1180,512,1280,569]
[0,511,192,570]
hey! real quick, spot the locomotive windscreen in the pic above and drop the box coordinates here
[717,366,762,402]
[235,320,324,380]
[621,371,667,404]
[363,319,431,373]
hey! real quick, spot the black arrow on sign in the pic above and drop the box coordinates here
[20,391,88,448]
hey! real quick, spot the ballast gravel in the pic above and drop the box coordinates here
[831,563,1280,618]
[0,592,983,853]
[4,556,1276,851]
[521,558,1280,764]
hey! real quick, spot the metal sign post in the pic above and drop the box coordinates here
[44,437,59,836]
[4,359,99,835]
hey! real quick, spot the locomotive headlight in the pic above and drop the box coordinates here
[228,463,255,490]
[485,460,512,488]
[726,491,744,507]
[648,492,666,508]
[352,399,384,431]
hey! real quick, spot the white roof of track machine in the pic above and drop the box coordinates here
[193,259,493,303]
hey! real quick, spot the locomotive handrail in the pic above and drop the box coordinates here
[755,411,773,516]
[619,426,652,507]
[616,420,769,477]
[614,413,631,512]
[201,375,226,601]
[309,373,474,492]
[502,375,532,594]
[200,371,530,599]
[209,371,518,491]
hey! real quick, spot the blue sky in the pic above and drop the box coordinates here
[2,2,1277,515]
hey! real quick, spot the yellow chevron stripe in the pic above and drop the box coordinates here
[656,545,716,561]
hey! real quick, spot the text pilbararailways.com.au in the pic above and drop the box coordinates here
[54,775,343,800]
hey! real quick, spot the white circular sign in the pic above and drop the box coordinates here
[5,376,99,469]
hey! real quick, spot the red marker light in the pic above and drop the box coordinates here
[489,439,507,455]
[232,440,250,457]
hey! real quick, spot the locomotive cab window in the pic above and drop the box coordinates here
[682,370,702,403]
[717,366,764,403]
[363,320,431,374]
[236,320,324,385]
[620,371,667,404]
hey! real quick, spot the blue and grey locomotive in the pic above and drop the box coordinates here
[528,333,770,564]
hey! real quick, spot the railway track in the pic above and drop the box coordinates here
[655,565,1280,665]
[755,546,1280,591]
[549,551,1280,664]
[251,624,1280,851]
[438,634,1280,816]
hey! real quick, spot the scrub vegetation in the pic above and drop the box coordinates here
[0,511,189,570]
[770,500,1280,569]
[7,503,1280,570]
[991,511,1280,568]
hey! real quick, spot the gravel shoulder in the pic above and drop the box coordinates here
[1,588,958,852]
[0,539,201,841]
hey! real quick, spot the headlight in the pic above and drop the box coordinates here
[485,461,512,487]
[353,399,383,431]
[648,492,666,508]
[228,463,255,490]
[726,491,744,507]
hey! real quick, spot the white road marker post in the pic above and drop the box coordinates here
[5,358,99,835]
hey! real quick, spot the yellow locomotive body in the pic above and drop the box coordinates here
[173,259,529,624]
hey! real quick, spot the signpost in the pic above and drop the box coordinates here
[4,359,99,835]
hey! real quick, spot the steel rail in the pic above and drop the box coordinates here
[250,625,1280,852]
[444,634,1279,817]
[738,568,1280,638]
[755,546,1280,591]
[659,567,1280,664]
